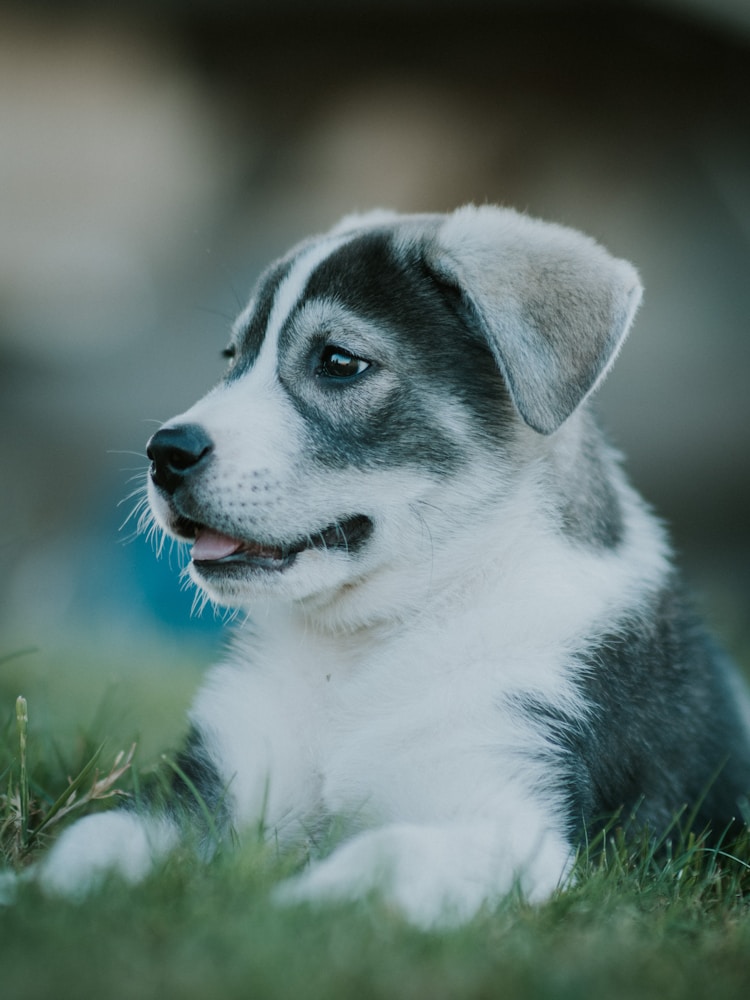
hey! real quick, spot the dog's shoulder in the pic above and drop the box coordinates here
[521,577,750,842]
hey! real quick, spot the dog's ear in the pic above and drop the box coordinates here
[427,205,642,434]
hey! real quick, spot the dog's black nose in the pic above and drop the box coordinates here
[147,424,214,495]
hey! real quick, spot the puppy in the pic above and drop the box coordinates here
[39,206,750,925]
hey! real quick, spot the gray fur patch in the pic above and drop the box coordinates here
[517,583,750,844]
[553,418,624,549]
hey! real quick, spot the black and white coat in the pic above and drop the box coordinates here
[39,206,750,925]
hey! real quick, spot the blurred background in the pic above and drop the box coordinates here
[1,0,749,690]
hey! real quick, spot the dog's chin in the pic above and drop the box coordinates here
[171,512,375,605]
[187,555,349,608]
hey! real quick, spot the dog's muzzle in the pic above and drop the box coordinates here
[146,423,375,575]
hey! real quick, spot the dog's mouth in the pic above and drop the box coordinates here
[174,513,374,573]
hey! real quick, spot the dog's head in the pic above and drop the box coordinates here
[145,206,641,621]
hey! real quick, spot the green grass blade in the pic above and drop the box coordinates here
[29,743,106,843]
[15,697,29,848]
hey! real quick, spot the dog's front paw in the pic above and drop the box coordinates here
[38,811,178,900]
[275,823,527,928]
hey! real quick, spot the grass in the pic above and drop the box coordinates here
[2,642,750,1000]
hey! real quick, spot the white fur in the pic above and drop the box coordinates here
[38,812,177,899]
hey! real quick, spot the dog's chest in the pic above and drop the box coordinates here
[259,611,575,825]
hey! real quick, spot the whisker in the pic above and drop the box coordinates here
[335,522,349,553]
[107,449,149,460]
[120,471,149,489]
[221,606,242,626]
[119,498,150,539]
[193,302,239,324]
[117,467,150,477]
[119,487,147,511]
[117,476,153,544]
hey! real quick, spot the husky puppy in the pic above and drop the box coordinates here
[39,206,750,925]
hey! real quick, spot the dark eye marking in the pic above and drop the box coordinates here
[316,345,372,381]
[221,344,237,361]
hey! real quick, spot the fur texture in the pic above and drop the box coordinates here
[36,206,750,926]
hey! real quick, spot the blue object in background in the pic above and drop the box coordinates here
[68,490,225,639]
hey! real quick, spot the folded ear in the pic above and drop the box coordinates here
[427,205,642,434]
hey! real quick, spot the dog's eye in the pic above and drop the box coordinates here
[222,345,237,362]
[317,345,371,380]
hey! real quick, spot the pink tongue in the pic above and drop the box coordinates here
[191,528,243,561]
